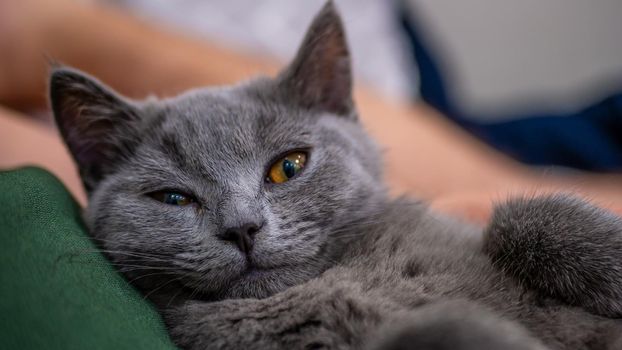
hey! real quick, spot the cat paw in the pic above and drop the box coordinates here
[165,299,279,350]
[366,300,548,350]
[485,194,622,317]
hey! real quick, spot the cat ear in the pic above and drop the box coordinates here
[278,1,354,117]
[49,67,141,192]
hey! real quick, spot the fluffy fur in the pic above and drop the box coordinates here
[50,2,622,349]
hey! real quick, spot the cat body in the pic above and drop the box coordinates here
[168,199,621,350]
[50,2,622,349]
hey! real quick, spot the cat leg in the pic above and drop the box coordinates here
[484,194,622,317]
[366,300,548,350]
[164,279,396,350]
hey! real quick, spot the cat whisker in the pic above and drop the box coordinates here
[115,263,179,271]
[126,271,180,285]
[96,248,170,257]
[143,276,185,301]
[72,250,173,264]
[71,243,174,257]
[57,257,179,273]
[165,286,188,308]
[90,236,187,250]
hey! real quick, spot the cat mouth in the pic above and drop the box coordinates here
[240,262,276,280]
[176,267,275,302]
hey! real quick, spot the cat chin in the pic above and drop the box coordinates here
[196,264,317,301]
[219,268,292,299]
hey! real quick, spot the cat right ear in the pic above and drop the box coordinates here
[49,67,141,192]
[278,1,354,118]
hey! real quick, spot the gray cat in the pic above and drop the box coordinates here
[50,2,622,349]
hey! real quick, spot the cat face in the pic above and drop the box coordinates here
[50,2,386,301]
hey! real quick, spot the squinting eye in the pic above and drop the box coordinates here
[267,151,308,184]
[149,191,195,206]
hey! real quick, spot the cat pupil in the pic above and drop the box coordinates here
[165,193,186,205]
[283,160,297,178]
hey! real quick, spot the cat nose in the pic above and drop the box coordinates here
[217,223,262,255]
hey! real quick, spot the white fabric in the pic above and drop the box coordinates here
[409,0,622,119]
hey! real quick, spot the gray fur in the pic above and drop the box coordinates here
[50,2,622,349]
[485,194,622,317]
[368,300,549,350]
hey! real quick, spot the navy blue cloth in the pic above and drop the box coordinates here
[396,0,622,171]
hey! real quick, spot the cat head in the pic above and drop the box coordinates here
[50,2,386,301]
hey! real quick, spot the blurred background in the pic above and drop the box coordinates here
[116,0,622,117]
[1,0,622,222]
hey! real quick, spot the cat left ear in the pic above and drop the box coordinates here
[278,1,354,118]
[49,67,141,192]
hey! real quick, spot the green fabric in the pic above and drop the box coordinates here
[0,167,177,350]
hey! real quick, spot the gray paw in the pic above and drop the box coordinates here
[485,194,622,317]
[166,299,278,350]
[367,300,547,350]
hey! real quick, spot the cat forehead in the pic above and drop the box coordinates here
[137,88,316,174]
[155,85,305,134]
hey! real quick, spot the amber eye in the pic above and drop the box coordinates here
[149,191,195,206]
[267,151,308,184]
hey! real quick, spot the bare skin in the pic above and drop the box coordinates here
[1,0,622,222]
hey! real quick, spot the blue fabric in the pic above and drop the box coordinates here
[472,95,622,170]
[396,2,455,117]
[396,0,622,171]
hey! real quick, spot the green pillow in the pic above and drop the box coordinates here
[0,167,177,350]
